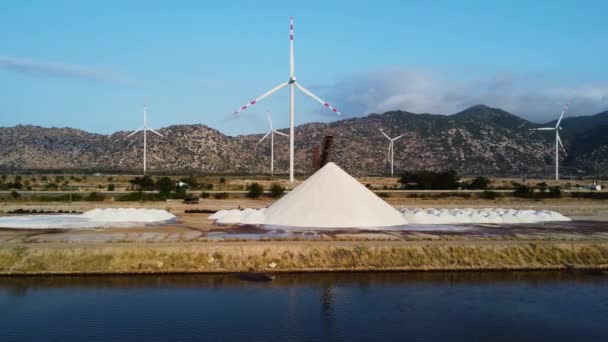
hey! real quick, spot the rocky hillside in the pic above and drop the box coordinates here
[1,105,606,177]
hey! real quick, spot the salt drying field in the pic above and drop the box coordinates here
[0,208,176,229]
[209,207,571,229]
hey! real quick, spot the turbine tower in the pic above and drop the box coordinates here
[380,129,404,177]
[531,103,569,180]
[127,105,163,175]
[257,110,288,175]
[233,17,344,183]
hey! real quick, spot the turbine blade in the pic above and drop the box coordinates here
[557,134,566,154]
[273,130,289,137]
[393,134,405,141]
[295,83,344,116]
[379,129,391,140]
[127,128,143,137]
[149,128,163,137]
[267,111,273,130]
[290,16,294,78]
[257,131,271,145]
[233,82,289,116]
[533,127,556,131]
[555,102,569,128]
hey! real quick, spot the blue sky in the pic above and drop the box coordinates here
[1,0,607,135]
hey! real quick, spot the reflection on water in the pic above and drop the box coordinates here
[1,271,608,341]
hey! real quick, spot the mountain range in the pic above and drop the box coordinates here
[1,105,607,177]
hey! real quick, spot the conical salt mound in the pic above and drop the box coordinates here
[263,162,407,228]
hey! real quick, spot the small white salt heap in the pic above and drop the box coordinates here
[262,162,407,228]
[0,208,176,229]
[81,208,176,222]
[400,208,570,224]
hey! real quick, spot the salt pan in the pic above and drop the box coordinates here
[0,208,176,229]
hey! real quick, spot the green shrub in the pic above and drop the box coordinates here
[116,192,163,202]
[44,183,59,190]
[107,184,115,191]
[155,177,175,198]
[468,176,491,190]
[200,192,210,199]
[537,182,548,193]
[29,194,84,202]
[246,183,264,198]
[512,183,534,198]
[270,183,285,198]
[548,186,562,198]
[85,192,104,201]
[480,190,499,200]
[377,192,390,198]
[399,170,460,190]
[8,182,23,190]
[213,192,229,200]
[10,190,20,199]
[571,192,608,200]
[129,175,155,191]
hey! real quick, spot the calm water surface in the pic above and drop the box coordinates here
[1,271,607,341]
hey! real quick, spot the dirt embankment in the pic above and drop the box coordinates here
[2,240,608,275]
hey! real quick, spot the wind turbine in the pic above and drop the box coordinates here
[257,110,288,176]
[379,129,404,177]
[127,105,163,175]
[530,103,569,180]
[232,17,344,183]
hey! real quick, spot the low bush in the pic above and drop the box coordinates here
[28,194,84,202]
[480,190,499,200]
[548,186,562,198]
[213,192,229,200]
[571,192,608,200]
[468,176,491,190]
[512,183,534,198]
[116,192,164,202]
[85,192,104,201]
[246,183,264,198]
[269,183,285,198]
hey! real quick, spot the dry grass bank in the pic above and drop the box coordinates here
[1,241,608,275]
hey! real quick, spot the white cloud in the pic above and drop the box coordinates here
[320,68,608,122]
[0,56,120,83]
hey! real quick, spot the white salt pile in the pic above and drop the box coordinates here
[213,162,407,228]
[0,208,176,229]
[400,208,571,225]
[264,163,407,228]
[81,208,176,222]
